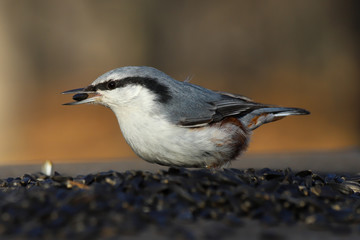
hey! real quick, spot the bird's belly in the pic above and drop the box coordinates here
[118,116,249,168]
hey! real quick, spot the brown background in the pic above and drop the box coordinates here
[0,1,359,165]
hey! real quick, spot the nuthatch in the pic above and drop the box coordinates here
[63,66,309,168]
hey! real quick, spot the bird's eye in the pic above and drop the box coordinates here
[107,81,116,90]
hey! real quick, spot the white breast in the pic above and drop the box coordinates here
[109,88,244,167]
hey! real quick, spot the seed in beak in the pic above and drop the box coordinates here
[73,93,89,101]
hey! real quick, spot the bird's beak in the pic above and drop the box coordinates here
[62,87,101,105]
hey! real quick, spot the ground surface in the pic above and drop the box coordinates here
[0,150,359,240]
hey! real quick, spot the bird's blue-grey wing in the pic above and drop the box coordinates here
[164,82,262,127]
[176,99,262,127]
[163,81,308,129]
[172,94,308,129]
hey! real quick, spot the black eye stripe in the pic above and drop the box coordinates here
[107,81,116,90]
[84,85,96,92]
[85,77,172,103]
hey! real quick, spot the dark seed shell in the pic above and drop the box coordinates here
[73,93,88,101]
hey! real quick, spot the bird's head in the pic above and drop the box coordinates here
[63,66,173,111]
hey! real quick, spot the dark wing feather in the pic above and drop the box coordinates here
[214,91,253,102]
[212,91,266,118]
[178,116,214,127]
[211,99,266,120]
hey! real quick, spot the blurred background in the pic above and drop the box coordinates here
[0,0,359,165]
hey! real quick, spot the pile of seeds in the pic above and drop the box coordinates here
[1,167,360,239]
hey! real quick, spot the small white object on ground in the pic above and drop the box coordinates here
[41,160,53,176]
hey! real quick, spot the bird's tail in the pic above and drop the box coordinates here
[240,107,310,130]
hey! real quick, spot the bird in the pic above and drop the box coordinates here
[63,66,309,168]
